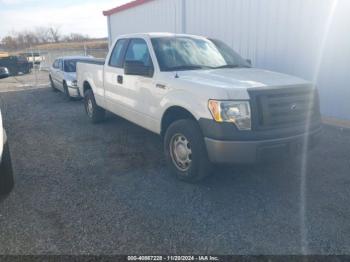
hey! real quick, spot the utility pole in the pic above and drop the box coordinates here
[31,46,37,86]
[181,0,186,34]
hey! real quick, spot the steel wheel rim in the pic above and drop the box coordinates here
[170,133,192,172]
[87,99,93,118]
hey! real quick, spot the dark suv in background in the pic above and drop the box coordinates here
[0,55,31,76]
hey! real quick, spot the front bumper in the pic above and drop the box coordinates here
[67,86,81,98]
[205,128,321,164]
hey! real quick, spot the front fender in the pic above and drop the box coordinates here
[159,89,212,121]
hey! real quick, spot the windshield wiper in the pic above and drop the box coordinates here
[212,64,240,69]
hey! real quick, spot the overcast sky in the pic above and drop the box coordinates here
[0,0,130,38]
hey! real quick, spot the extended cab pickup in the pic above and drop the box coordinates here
[77,33,321,182]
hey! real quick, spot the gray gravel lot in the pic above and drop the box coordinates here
[0,72,349,255]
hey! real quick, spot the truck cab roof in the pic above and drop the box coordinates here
[117,32,208,40]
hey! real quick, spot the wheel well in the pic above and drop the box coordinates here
[83,81,92,95]
[161,106,196,137]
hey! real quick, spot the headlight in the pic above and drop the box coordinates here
[208,100,251,130]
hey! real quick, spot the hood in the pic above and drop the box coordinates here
[177,68,312,99]
[179,68,310,88]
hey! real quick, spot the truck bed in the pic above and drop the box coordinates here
[76,60,105,103]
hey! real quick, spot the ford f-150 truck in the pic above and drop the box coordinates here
[77,33,321,182]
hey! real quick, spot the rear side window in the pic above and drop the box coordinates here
[109,39,128,68]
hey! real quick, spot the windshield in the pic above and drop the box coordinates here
[209,38,251,68]
[151,37,250,71]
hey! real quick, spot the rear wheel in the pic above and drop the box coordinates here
[164,119,212,182]
[84,89,105,123]
[0,142,14,196]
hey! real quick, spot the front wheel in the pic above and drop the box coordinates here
[0,142,14,195]
[164,119,212,182]
[84,89,105,124]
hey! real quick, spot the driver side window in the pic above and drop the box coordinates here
[109,39,128,68]
[125,39,153,68]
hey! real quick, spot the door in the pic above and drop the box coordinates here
[56,59,65,91]
[121,38,157,130]
[52,59,64,91]
[104,38,157,131]
[51,59,60,87]
[104,38,129,114]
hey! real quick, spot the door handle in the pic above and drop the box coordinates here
[117,75,123,84]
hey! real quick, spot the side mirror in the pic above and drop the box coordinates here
[0,67,10,79]
[124,60,154,77]
[246,59,252,66]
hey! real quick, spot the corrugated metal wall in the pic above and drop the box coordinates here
[107,0,350,120]
[108,0,183,46]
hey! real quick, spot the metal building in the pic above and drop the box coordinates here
[103,0,350,122]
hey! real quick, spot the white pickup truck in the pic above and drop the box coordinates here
[77,33,321,182]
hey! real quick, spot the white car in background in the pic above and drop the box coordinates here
[0,67,14,196]
[49,56,98,100]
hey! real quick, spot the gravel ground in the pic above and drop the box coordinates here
[0,72,349,255]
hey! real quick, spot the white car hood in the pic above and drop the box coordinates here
[178,68,312,99]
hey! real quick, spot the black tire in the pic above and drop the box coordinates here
[49,76,57,92]
[0,141,14,196]
[84,89,105,123]
[164,119,212,182]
